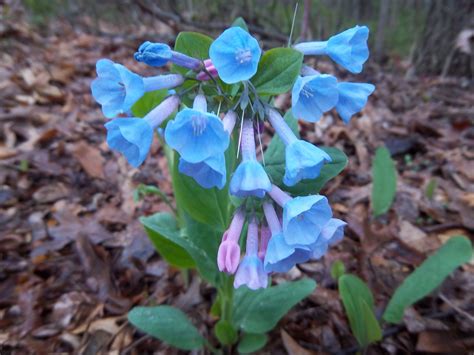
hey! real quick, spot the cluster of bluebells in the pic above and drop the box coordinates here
[91,25,374,290]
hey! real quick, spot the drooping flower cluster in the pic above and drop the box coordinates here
[91,23,374,290]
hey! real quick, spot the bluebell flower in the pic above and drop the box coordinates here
[234,218,268,290]
[165,95,229,163]
[309,237,329,260]
[293,25,369,74]
[267,109,332,186]
[291,74,339,122]
[135,41,202,70]
[230,160,271,198]
[105,118,153,168]
[321,218,346,246]
[105,95,180,167]
[283,195,332,245]
[209,27,261,84]
[284,140,332,186]
[264,233,312,273]
[310,218,346,259]
[262,201,312,273]
[230,119,271,198]
[91,59,145,118]
[268,185,332,246]
[336,82,375,123]
[178,154,226,189]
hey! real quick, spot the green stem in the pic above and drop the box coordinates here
[221,275,234,323]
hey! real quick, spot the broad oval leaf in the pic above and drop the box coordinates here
[128,306,205,350]
[181,212,221,285]
[140,212,195,269]
[383,236,473,323]
[339,274,382,347]
[238,333,268,353]
[251,48,303,95]
[214,319,238,345]
[371,146,397,216]
[233,278,316,333]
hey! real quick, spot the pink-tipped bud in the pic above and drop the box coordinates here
[217,231,241,274]
[217,208,245,274]
[196,59,219,81]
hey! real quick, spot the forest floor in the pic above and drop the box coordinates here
[1,14,474,355]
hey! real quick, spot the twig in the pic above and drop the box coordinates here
[439,293,474,324]
[120,334,151,355]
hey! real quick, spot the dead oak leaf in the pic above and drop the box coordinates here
[73,141,105,179]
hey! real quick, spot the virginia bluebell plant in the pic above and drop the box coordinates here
[91,19,374,351]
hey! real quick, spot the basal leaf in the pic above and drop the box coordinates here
[339,274,382,347]
[140,212,195,269]
[371,146,397,216]
[233,278,316,333]
[383,236,473,323]
[128,306,204,350]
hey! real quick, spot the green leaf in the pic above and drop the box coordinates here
[251,48,303,95]
[232,17,249,32]
[181,213,221,285]
[238,333,268,354]
[371,146,397,216]
[425,178,437,200]
[140,212,195,269]
[264,111,347,195]
[330,260,346,281]
[131,89,168,117]
[233,279,316,333]
[339,275,382,347]
[128,306,205,350]
[170,130,237,231]
[383,236,473,324]
[215,319,238,345]
[172,31,213,75]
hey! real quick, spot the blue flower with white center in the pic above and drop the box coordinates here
[284,140,332,186]
[105,118,153,168]
[293,25,369,74]
[336,82,375,123]
[105,95,180,167]
[165,95,229,163]
[291,74,339,122]
[269,185,332,246]
[91,59,145,118]
[135,41,202,70]
[267,108,332,186]
[209,27,261,84]
[230,119,271,198]
[234,219,268,290]
[178,154,226,189]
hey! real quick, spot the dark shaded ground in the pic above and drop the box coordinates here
[1,10,473,355]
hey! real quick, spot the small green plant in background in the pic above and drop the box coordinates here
[371,146,397,217]
[336,236,472,351]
